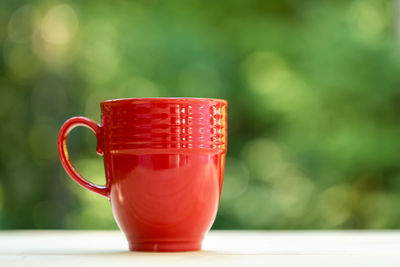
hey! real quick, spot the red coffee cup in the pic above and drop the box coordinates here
[57,98,227,252]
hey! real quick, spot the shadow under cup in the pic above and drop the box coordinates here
[58,98,228,252]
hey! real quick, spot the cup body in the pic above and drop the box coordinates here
[58,98,227,252]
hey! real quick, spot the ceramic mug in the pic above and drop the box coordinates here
[57,98,227,252]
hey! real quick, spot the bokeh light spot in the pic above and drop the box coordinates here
[242,138,291,183]
[75,158,106,186]
[318,184,359,227]
[360,193,400,229]
[232,186,273,228]
[220,157,250,202]
[348,0,387,39]
[117,76,159,98]
[65,182,116,229]
[41,4,78,45]
[272,175,315,218]
[242,51,311,113]
[8,5,37,43]
[80,42,119,84]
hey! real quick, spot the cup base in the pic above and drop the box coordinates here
[129,240,202,252]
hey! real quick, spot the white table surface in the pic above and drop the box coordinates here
[1,230,400,267]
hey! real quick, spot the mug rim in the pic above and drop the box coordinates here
[101,97,227,106]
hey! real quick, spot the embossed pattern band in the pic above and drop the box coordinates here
[101,98,227,151]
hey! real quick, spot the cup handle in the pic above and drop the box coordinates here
[57,116,110,198]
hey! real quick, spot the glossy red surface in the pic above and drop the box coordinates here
[58,98,227,252]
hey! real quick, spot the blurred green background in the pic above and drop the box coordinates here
[1,0,400,230]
